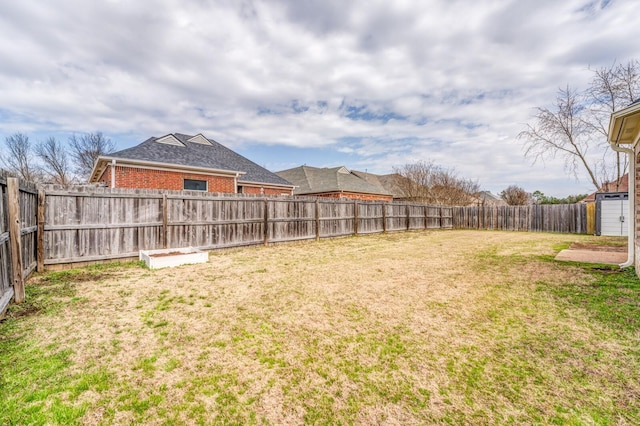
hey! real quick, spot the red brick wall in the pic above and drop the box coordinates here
[103,165,236,193]
[97,166,110,185]
[241,185,293,196]
[310,192,393,202]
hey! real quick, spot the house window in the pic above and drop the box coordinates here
[184,179,207,191]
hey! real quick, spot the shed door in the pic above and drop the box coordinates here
[600,199,629,236]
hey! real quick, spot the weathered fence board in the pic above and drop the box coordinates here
[318,200,355,238]
[357,202,384,234]
[452,204,587,233]
[0,173,11,314]
[19,185,38,278]
[268,199,315,243]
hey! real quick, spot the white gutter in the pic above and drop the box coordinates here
[608,101,640,269]
[609,142,635,268]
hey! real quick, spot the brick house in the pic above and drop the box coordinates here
[582,173,629,203]
[89,133,294,195]
[607,100,640,271]
[275,165,393,201]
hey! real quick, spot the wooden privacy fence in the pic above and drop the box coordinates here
[0,181,594,311]
[0,172,38,316]
[42,186,454,266]
[452,204,588,233]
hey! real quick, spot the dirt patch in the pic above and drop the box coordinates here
[148,251,193,258]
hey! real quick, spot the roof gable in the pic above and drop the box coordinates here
[187,134,212,145]
[155,134,185,146]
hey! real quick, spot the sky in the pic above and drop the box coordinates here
[1,0,639,197]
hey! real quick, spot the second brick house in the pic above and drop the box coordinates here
[275,165,393,201]
[89,133,294,195]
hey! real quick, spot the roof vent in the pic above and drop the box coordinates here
[187,134,212,145]
[155,134,185,146]
[337,167,350,174]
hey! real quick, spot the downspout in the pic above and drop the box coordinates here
[111,159,116,188]
[234,172,239,194]
[610,141,637,268]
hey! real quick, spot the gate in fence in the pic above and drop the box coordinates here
[0,173,38,316]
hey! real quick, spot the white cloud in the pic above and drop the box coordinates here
[0,0,639,196]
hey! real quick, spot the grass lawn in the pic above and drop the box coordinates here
[1,230,639,425]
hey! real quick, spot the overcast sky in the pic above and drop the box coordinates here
[1,0,639,196]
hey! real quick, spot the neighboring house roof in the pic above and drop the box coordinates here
[276,166,393,197]
[89,133,293,187]
[583,173,629,202]
[350,171,408,199]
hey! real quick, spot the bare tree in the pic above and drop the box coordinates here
[35,137,73,184]
[519,86,602,190]
[521,60,640,192]
[1,133,41,181]
[69,132,115,180]
[586,60,640,189]
[393,161,480,206]
[500,185,531,205]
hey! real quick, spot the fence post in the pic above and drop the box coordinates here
[382,203,387,233]
[263,199,269,246]
[162,194,168,248]
[315,199,320,240]
[354,200,359,235]
[406,204,410,230]
[423,205,428,230]
[37,187,45,272]
[7,178,24,304]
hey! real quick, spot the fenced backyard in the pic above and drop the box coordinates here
[2,231,638,424]
[2,183,589,313]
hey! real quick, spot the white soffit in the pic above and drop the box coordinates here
[156,134,185,146]
[619,114,640,144]
[610,102,640,145]
[187,134,212,145]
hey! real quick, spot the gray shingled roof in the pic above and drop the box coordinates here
[275,166,392,196]
[350,170,408,198]
[107,133,292,187]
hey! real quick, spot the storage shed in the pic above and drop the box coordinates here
[595,192,629,236]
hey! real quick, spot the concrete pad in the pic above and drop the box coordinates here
[554,249,627,265]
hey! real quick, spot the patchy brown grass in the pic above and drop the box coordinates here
[2,230,639,425]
